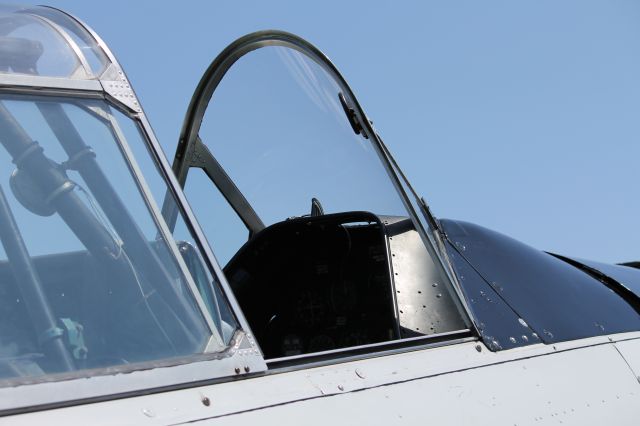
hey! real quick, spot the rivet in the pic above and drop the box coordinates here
[338,385,344,391]
[475,344,482,352]
[244,366,250,373]
[234,367,241,374]
[201,396,211,406]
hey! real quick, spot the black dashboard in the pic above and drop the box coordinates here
[224,212,399,359]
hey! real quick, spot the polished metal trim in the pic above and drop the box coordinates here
[0,74,102,91]
[267,332,475,373]
[267,329,472,364]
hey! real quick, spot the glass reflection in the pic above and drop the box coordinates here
[0,96,230,383]
[195,46,407,263]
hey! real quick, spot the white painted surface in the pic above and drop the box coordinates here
[212,345,640,426]
[3,333,639,425]
[616,338,640,380]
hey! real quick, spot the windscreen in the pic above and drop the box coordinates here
[188,46,408,264]
[0,95,233,383]
[179,41,468,358]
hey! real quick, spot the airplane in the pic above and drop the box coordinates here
[0,4,638,425]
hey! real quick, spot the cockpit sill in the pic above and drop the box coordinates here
[0,328,253,389]
[0,330,262,415]
[0,328,475,416]
[4,328,640,417]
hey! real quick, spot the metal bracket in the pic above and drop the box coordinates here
[338,92,368,138]
[100,64,141,113]
[187,137,265,235]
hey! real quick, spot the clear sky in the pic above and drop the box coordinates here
[36,0,640,264]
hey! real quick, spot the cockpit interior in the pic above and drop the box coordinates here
[0,6,468,387]
[170,40,470,360]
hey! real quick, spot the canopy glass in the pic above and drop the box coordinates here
[0,5,110,79]
[0,94,240,383]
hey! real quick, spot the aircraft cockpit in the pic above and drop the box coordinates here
[2,4,640,419]
[0,5,472,412]
[170,35,470,360]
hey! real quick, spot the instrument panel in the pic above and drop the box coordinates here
[225,212,398,359]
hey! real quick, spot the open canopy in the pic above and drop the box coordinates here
[172,31,470,359]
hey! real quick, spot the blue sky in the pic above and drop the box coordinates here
[38,1,640,263]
